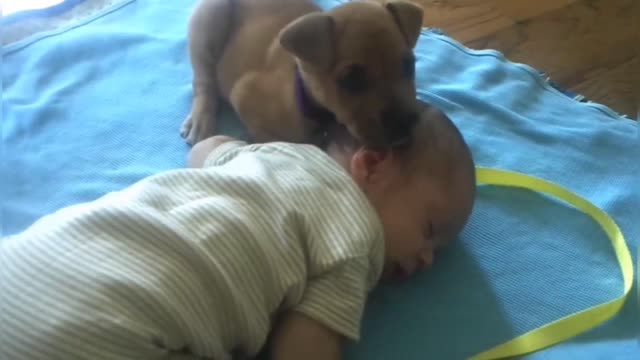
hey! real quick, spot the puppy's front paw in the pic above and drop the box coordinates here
[180,102,216,145]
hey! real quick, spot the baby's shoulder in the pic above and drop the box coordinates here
[254,142,334,166]
[302,197,384,269]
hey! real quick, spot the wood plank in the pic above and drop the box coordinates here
[463,0,639,117]
[493,0,579,20]
[417,0,514,43]
[571,55,639,117]
[409,0,639,118]
[414,0,581,42]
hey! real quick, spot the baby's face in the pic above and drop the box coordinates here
[348,148,475,282]
[376,169,472,281]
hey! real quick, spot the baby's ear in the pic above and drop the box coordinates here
[385,0,424,48]
[351,149,392,185]
[279,13,336,71]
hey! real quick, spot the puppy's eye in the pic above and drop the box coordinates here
[402,53,415,79]
[338,64,368,94]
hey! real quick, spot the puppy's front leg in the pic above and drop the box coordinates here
[181,83,217,145]
[181,25,219,145]
[181,0,233,145]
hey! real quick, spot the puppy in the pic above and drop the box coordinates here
[181,0,423,149]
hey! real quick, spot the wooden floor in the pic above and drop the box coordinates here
[408,0,640,119]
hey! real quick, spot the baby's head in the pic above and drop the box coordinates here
[327,103,476,281]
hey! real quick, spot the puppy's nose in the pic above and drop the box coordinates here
[381,108,419,146]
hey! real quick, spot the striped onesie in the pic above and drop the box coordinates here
[1,141,385,360]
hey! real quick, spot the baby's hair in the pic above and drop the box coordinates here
[395,102,477,238]
[324,102,476,241]
[324,102,475,189]
[396,103,474,181]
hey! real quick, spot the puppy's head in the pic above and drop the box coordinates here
[280,0,423,149]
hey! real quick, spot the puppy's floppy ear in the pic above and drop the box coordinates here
[385,1,423,48]
[279,13,335,70]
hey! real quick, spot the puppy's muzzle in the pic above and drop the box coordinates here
[381,107,419,146]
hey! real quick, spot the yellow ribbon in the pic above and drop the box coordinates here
[469,167,634,360]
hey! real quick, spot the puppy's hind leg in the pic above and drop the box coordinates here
[181,0,234,145]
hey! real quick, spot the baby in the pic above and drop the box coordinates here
[1,105,475,360]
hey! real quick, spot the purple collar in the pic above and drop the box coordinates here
[294,68,336,127]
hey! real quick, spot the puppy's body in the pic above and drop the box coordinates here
[183,0,424,147]
[217,1,318,142]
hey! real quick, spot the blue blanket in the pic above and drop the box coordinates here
[2,0,638,358]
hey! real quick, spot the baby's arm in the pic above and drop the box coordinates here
[270,311,342,360]
[188,135,241,168]
[270,257,373,360]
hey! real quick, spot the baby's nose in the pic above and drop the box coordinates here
[417,250,434,269]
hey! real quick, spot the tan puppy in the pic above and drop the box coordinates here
[181,0,424,149]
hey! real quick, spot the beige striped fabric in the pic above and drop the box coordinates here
[0,141,384,360]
